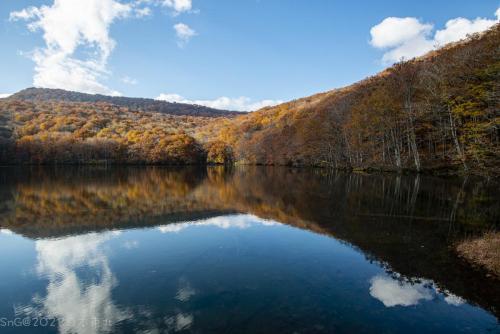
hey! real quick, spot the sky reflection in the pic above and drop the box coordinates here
[369,274,466,308]
[157,214,277,234]
[17,232,130,334]
[1,212,495,333]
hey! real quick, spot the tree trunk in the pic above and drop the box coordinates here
[448,106,468,171]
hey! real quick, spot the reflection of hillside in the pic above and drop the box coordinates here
[0,166,498,240]
[0,167,322,237]
[0,167,499,317]
[219,168,500,317]
[0,167,228,236]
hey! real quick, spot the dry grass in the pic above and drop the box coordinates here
[456,232,500,277]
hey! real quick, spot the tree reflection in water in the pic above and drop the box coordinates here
[1,166,499,322]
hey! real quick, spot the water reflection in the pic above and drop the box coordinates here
[157,214,276,234]
[10,214,279,334]
[4,214,496,333]
[0,166,498,331]
[445,294,466,307]
[13,230,199,334]
[175,279,196,303]
[370,275,433,307]
[0,228,13,235]
[122,240,139,250]
[369,273,470,309]
[17,232,129,334]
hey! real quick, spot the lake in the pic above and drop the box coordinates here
[0,166,498,333]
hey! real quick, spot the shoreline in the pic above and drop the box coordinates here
[0,163,497,178]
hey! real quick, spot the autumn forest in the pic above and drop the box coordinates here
[0,25,498,175]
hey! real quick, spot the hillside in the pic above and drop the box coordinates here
[209,24,499,174]
[0,100,228,164]
[8,88,240,117]
[0,24,498,173]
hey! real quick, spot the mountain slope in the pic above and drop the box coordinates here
[210,24,499,174]
[8,88,241,117]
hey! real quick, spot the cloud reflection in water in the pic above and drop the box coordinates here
[18,233,131,334]
[370,274,467,308]
[369,275,433,307]
[157,214,277,234]
[15,214,276,333]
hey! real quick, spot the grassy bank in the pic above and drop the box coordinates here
[456,232,500,278]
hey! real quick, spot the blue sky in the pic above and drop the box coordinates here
[1,0,499,110]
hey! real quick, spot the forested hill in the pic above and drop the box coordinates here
[0,24,498,175]
[7,88,240,117]
[209,24,499,175]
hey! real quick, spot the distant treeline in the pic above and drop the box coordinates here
[0,25,499,174]
[8,87,241,117]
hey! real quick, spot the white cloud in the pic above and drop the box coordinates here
[434,16,500,46]
[370,17,433,49]
[163,0,192,14]
[157,93,283,111]
[9,0,136,96]
[380,35,434,64]
[173,22,197,47]
[133,0,194,15]
[370,8,500,63]
[369,275,433,307]
[134,6,152,18]
[0,228,14,235]
[122,76,138,85]
[9,7,41,22]
[0,94,12,99]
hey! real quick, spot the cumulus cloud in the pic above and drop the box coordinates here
[173,23,197,47]
[157,93,283,111]
[9,0,139,96]
[0,94,12,99]
[370,17,434,63]
[370,17,434,49]
[434,16,500,46]
[370,8,500,63]
[163,0,193,14]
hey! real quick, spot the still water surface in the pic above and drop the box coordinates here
[0,167,498,333]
